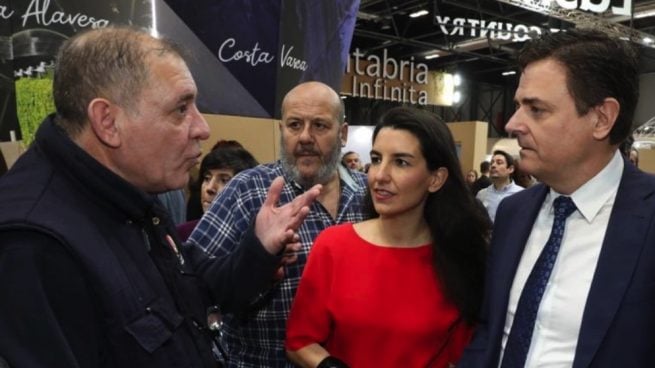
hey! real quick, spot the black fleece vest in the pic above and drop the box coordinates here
[0,117,216,367]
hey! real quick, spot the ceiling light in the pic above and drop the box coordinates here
[409,9,428,18]
[644,37,654,44]
[425,53,440,59]
[454,37,491,50]
[453,91,462,104]
[453,74,462,86]
[357,11,380,21]
[502,70,517,76]
[150,0,158,37]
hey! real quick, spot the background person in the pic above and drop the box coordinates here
[512,160,537,188]
[157,189,187,225]
[186,140,249,220]
[476,150,523,222]
[177,142,258,241]
[466,169,479,192]
[286,107,489,368]
[471,160,492,195]
[188,81,367,367]
[341,151,363,171]
[629,147,639,167]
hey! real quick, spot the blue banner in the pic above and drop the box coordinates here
[1,0,360,142]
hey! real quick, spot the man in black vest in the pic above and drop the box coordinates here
[0,26,319,368]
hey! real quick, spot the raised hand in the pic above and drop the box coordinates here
[255,176,321,256]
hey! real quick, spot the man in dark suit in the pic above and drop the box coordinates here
[459,29,655,367]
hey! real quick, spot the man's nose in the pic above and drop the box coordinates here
[298,124,313,143]
[505,110,521,137]
[190,104,210,140]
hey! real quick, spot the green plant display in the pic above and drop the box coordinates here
[15,77,55,147]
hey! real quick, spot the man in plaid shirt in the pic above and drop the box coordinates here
[188,81,367,367]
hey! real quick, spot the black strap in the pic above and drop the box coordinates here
[317,356,350,368]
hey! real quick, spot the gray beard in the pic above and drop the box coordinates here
[279,138,342,189]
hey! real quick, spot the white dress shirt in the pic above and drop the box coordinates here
[477,181,524,222]
[499,151,624,367]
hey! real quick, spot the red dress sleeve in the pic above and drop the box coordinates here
[285,232,334,351]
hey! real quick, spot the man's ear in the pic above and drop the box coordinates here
[428,167,449,193]
[340,122,349,147]
[87,98,121,148]
[592,97,620,141]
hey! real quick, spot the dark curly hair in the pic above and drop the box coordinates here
[186,144,258,220]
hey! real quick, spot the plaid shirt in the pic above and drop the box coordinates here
[188,161,367,367]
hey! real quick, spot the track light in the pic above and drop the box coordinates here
[409,9,428,18]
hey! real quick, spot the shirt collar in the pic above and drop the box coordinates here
[491,180,517,193]
[548,150,623,223]
[278,160,364,193]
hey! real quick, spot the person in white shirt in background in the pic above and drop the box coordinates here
[476,150,523,222]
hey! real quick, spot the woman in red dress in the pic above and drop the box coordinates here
[286,106,490,368]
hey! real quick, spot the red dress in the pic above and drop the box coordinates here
[286,223,473,368]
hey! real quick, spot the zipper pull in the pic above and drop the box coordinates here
[165,234,185,266]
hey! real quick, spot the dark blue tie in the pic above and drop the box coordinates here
[500,196,577,368]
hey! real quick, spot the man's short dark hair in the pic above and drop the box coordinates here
[479,161,490,174]
[518,28,639,145]
[53,26,185,136]
[492,150,515,169]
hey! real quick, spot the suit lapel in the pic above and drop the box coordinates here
[573,165,655,368]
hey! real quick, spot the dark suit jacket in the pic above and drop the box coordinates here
[459,160,655,367]
[472,175,492,195]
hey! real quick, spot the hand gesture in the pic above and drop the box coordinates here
[255,176,321,256]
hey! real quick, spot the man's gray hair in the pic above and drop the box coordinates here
[53,26,185,136]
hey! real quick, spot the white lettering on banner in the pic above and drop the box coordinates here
[553,0,632,16]
[451,17,465,37]
[218,38,275,66]
[22,0,109,28]
[436,15,548,42]
[435,16,450,34]
[347,48,427,83]
[280,44,307,71]
[351,48,367,75]
[346,48,429,105]
[350,76,428,105]
[0,5,14,20]
[217,39,309,71]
